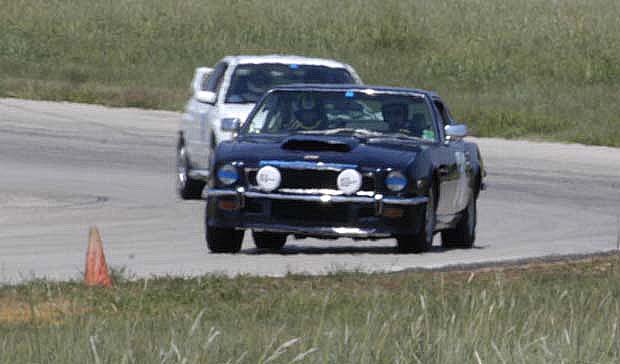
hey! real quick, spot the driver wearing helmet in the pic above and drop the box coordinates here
[289,94,324,130]
[228,71,271,103]
[382,103,410,133]
[246,71,270,95]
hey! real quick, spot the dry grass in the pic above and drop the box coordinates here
[0,297,82,325]
[2,254,620,363]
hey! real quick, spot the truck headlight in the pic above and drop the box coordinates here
[217,164,239,186]
[385,171,407,192]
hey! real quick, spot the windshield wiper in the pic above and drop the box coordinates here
[227,100,256,105]
[225,95,258,104]
[371,132,429,143]
[299,128,383,137]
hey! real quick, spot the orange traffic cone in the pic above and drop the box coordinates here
[84,227,113,288]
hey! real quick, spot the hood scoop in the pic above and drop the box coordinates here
[281,136,355,152]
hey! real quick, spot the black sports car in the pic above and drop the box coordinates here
[204,85,485,253]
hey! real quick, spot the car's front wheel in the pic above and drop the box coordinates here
[396,185,436,253]
[441,196,476,249]
[176,143,205,200]
[206,226,244,253]
[252,231,287,251]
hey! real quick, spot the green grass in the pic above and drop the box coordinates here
[1,0,619,146]
[2,255,620,363]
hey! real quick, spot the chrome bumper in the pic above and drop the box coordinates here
[249,224,391,238]
[188,169,210,181]
[204,188,428,210]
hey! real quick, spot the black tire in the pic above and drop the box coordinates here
[206,226,244,253]
[176,143,205,200]
[396,184,436,253]
[252,231,287,251]
[441,196,476,249]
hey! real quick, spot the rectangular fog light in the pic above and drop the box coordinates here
[218,199,240,211]
[382,207,404,219]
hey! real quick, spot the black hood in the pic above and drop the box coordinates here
[217,134,425,170]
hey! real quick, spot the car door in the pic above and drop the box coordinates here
[189,62,228,169]
[182,69,209,161]
[434,98,471,214]
[433,98,464,216]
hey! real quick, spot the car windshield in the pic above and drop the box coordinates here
[225,64,355,104]
[242,90,437,141]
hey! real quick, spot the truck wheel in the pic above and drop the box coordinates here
[206,226,244,253]
[396,184,436,253]
[441,196,476,249]
[252,231,287,251]
[176,144,205,200]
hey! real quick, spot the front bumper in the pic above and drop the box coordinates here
[204,188,429,238]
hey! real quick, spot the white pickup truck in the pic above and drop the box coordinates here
[176,55,362,199]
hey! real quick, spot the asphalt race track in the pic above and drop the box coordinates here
[1,98,619,284]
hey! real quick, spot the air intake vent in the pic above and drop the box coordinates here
[281,137,352,152]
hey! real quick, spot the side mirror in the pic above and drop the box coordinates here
[191,67,214,94]
[195,90,216,104]
[445,124,468,141]
[221,118,241,132]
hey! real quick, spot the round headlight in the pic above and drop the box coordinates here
[385,171,407,192]
[217,164,239,186]
[256,165,281,192]
[337,169,362,195]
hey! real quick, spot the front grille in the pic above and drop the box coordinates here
[282,169,338,189]
[361,176,375,191]
[247,168,375,192]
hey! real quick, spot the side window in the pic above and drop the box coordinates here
[433,99,453,125]
[444,105,455,124]
[203,62,228,93]
[248,107,270,133]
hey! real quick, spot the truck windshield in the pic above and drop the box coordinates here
[225,64,354,104]
[242,90,437,141]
